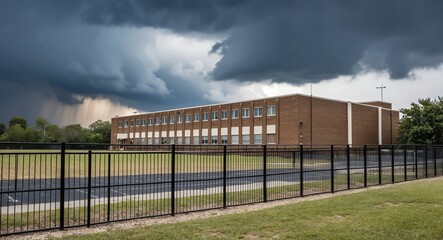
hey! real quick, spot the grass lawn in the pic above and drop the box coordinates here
[60,177,443,240]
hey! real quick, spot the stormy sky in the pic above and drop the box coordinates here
[1,0,443,126]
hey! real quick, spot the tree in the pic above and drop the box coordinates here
[398,97,443,144]
[0,122,5,136]
[9,116,27,129]
[62,124,83,143]
[34,117,50,141]
[0,124,37,142]
[81,129,103,143]
[89,120,111,143]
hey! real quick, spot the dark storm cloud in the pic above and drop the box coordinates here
[0,0,443,124]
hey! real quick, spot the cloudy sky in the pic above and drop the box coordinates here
[1,0,443,126]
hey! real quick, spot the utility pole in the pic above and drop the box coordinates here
[376,83,386,102]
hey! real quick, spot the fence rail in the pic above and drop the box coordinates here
[1,143,443,236]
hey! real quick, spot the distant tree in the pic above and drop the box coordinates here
[62,124,83,143]
[89,120,111,143]
[45,124,62,142]
[0,124,37,142]
[9,116,27,129]
[0,122,5,136]
[34,117,50,141]
[398,97,443,144]
[81,129,103,143]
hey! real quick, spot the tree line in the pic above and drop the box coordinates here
[0,116,111,143]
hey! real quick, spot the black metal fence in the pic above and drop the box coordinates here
[1,143,443,236]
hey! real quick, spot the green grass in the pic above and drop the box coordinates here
[59,177,443,240]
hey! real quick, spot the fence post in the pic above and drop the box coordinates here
[107,152,111,223]
[404,146,407,181]
[415,145,418,179]
[223,145,227,209]
[87,150,92,227]
[263,145,267,202]
[391,145,395,183]
[425,146,428,178]
[171,144,175,216]
[347,145,350,190]
[434,147,437,177]
[60,142,65,230]
[364,145,367,187]
[378,145,382,185]
[331,145,334,193]
[300,145,304,197]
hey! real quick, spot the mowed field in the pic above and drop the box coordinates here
[60,177,443,240]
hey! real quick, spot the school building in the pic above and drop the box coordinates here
[111,94,399,146]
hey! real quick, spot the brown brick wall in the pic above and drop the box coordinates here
[352,104,378,145]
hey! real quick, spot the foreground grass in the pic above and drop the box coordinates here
[61,178,443,240]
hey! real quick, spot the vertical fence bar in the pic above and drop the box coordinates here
[404,146,407,181]
[331,145,334,193]
[60,142,65,230]
[391,145,395,183]
[378,145,382,185]
[415,145,418,179]
[425,146,428,178]
[263,145,267,202]
[223,145,227,209]
[300,145,304,197]
[346,145,350,190]
[364,145,367,187]
[171,144,175,216]
[434,147,437,177]
[87,150,92,227]
[107,152,111,223]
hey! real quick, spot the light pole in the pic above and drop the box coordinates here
[376,83,386,102]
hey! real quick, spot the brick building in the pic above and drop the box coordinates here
[111,94,399,145]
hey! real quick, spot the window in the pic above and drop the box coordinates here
[125,121,128,127]
[221,135,228,144]
[161,137,167,144]
[242,108,249,118]
[169,137,174,144]
[201,136,209,144]
[154,137,159,144]
[221,110,228,120]
[242,135,250,144]
[194,113,199,122]
[148,138,152,144]
[148,118,153,126]
[177,137,182,144]
[141,138,146,144]
[267,105,276,116]
[177,115,182,123]
[211,136,218,144]
[136,119,140,126]
[142,119,146,126]
[118,121,123,128]
[130,120,134,127]
[254,134,262,144]
[185,137,190,145]
[212,111,218,120]
[267,134,276,144]
[185,114,191,123]
[169,116,174,124]
[202,112,209,121]
[232,109,239,119]
[155,117,159,125]
[254,107,262,117]
[162,116,167,124]
[231,135,239,144]
[193,136,199,145]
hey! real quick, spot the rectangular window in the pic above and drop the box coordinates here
[211,136,218,144]
[148,138,152,144]
[177,137,183,144]
[185,114,191,123]
[169,137,174,144]
[242,135,250,144]
[267,105,277,116]
[118,121,123,128]
[161,137,167,144]
[162,116,167,124]
[242,108,249,118]
[154,137,159,144]
[142,119,146,126]
[177,115,182,123]
[148,118,153,126]
[169,116,174,124]
[221,110,228,120]
[194,113,199,122]
[254,134,262,144]
[185,137,190,145]
[124,121,128,127]
[130,120,134,127]
[193,136,199,145]
[221,135,228,144]
[231,135,239,144]
[267,134,276,144]
[155,117,159,125]
[212,111,218,120]
[201,136,208,144]
[202,112,209,121]
[136,119,140,126]
[232,109,239,119]
[141,138,146,144]
[254,107,262,117]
